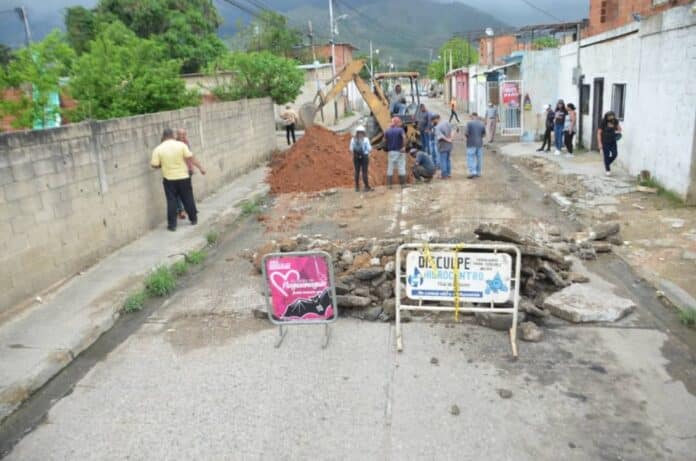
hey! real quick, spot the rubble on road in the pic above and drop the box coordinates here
[244,222,635,335]
[588,222,621,241]
[519,321,543,342]
[543,283,636,323]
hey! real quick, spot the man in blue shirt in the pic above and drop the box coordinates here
[409,148,435,182]
[465,112,487,179]
[433,114,453,179]
[415,104,432,155]
[384,117,407,189]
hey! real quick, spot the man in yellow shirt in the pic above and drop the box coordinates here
[151,128,206,231]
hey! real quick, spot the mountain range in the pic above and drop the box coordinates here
[1,0,588,65]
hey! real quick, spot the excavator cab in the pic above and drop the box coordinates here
[374,72,421,126]
[302,60,422,149]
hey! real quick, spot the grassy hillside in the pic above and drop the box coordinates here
[285,0,508,66]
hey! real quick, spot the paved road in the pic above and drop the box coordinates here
[4,136,696,460]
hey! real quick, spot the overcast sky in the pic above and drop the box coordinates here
[0,0,589,46]
[445,0,589,25]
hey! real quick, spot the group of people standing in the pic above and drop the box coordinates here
[349,102,488,191]
[538,99,623,176]
[538,99,577,156]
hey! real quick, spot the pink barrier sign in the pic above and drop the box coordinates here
[264,254,335,322]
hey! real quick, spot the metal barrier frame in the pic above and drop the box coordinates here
[262,251,337,348]
[395,243,522,357]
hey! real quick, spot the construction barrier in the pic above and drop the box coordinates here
[262,251,337,348]
[395,243,521,357]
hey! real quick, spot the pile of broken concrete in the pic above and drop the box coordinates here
[245,221,634,343]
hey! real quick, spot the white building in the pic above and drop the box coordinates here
[557,5,696,203]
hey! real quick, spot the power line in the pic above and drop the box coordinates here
[518,0,563,22]
[216,0,261,18]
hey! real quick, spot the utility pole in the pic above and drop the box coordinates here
[369,40,374,78]
[328,0,339,121]
[15,6,32,46]
[576,22,584,149]
[328,0,336,77]
[307,20,316,62]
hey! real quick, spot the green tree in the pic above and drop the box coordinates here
[0,44,13,68]
[69,21,199,121]
[427,37,478,82]
[65,6,98,54]
[65,0,226,73]
[232,11,302,58]
[354,53,380,80]
[0,30,75,129]
[406,60,428,76]
[532,36,560,50]
[207,51,304,105]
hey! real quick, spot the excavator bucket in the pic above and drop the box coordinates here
[299,102,318,128]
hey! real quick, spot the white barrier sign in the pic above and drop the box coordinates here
[405,251,512,303]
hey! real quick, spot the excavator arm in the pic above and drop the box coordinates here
[302,59,420,149]
[310,59,391,133]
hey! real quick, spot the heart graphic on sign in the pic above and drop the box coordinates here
[270,270,301,297]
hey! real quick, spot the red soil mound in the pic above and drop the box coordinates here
[268,125,414,194]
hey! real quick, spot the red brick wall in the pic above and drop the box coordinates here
[587,0,691,36]
[315,44,355,71]
[478,35,525,66]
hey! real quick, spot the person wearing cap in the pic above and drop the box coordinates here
[537,104,554,152]
[409,147,435,182]
[349,125,373,192]
[384,117,407,188]
[432,113,453,179]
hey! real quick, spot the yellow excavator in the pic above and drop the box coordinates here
[299,59,422,148]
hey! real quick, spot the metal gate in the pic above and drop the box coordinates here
[499,80,523,136]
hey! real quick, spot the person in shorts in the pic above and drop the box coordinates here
[384,117,407,189]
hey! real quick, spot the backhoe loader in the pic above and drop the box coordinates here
[299,59,423,149]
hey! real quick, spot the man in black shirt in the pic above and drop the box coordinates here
[537,104,554,152]
[597,111,622,176]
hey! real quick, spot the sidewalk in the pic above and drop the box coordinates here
[0,167,269,424]
[498,142,696,314]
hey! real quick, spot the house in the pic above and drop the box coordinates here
[443,67,470,112]
[586,0,692,37]
[313,43,358,72]
[557,3,696,202]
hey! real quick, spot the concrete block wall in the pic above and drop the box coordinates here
[0,98,275,313]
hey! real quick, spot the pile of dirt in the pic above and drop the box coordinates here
[268,125,415,194]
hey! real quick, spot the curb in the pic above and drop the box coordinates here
[0,185,268,426]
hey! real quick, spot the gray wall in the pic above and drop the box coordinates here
[0,98,275,313]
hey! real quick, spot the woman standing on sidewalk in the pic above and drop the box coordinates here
[598,111,622,176]
[563,103,577,157]
[553,99,567,155]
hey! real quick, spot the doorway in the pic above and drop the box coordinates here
[591,78,604,151]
